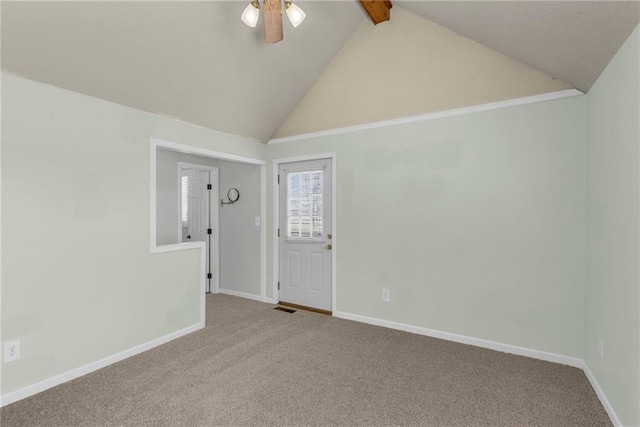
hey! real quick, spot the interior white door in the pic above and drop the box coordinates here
[279,159,332,311]
[184,170,211,291]
[187,171,210,243]
[181,166,218,293]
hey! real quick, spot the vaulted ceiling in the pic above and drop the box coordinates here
[397,1,640,92]
[2,1,639,142]
[1,1,364,142]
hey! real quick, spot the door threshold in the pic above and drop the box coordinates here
[278,301,332,316]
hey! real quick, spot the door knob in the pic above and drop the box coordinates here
[187,235,191,239]
[324,244,332,250]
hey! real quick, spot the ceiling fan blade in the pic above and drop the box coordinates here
[263,0,284,43]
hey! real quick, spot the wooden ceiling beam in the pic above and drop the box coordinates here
[359,0,392,25]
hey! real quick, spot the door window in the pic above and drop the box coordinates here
[286,170,323,238]
[181,175,189,226]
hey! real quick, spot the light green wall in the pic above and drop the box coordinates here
[218,160,262,296]
[0,73,265,395]
[585,25,640,427]
[267,96,587,358]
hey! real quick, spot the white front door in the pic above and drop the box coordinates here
[279,159,332,311]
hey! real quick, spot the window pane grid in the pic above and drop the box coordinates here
[287,170,323,238]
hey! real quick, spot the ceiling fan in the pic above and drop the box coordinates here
[241,0,392,44]
[241,0,306,43]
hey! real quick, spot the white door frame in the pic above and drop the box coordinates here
[272,153,337,313]
[178,162,219,293]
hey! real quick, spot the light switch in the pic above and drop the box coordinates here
[255,217,261,227]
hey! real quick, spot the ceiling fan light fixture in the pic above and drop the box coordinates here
[285,1,306,28]
[241,1,261,28]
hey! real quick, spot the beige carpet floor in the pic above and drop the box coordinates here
[2,294,610,426]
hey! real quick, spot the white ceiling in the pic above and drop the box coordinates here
[397,1,640,92]
[2,2,639,142]
[1,1,365,142]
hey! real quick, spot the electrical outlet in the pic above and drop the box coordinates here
[4,340,21,363]
[598,338,604,359]
[382,288,390,302]
[254,216,261,227]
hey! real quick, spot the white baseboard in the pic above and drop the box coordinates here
[333,311,625,425]
[333,310,583,368]
[0,322,204,408]
[263,297,277,304]
[582,361,622,426]
[217,288,263,302]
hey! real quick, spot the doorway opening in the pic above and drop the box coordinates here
[150,138,267,329]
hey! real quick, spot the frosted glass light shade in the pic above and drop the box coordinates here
[286,2,306,28]
[241,2,260,28]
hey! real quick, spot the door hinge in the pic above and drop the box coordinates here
[207,273,212,279]
[207,228,212,234]
[277,228,280,237]
[278,281,280,290]
[277,174,280,185]
[207,184,212,190]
